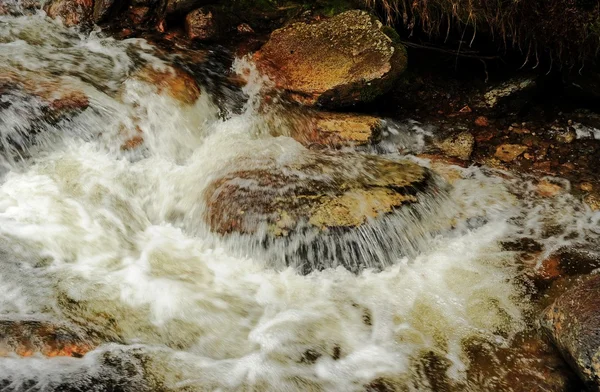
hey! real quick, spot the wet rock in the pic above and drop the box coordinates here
[537,179,565,197]
[92,0,114,23]
[0,0,41,15]
[465,332,578,392]
[585,194,600,211]
[554,126,577,144]
[541,275,600,390]
[495,144,528,162]
[474,116,489,127]
[237,23,254,35]
[0,70,89,119]
[126,6,150,25]
[128,65,200,105]
[0,319,98,358]
[254,10,407,107]
[44,0,93,27]
[204,152,448,272]
[298,112,384,148]
[206,155,427,235]
[435,131,474,161]
[185,7,218,41]
[482,77,536,114]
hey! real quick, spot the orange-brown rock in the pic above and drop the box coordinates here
[475,116,489,127]
[288,112,384,148]
[237,23,254,35]
[126,6,150,25]
[537,179,564,197]
[254,10,407,107]
[205,154,428,236]
[466,332,576,392]
[44,0,93,27]
[495,144,528,162]
[0,320,98,358]
[0,70,89,119]
[130,65,200,105]
[204,152,446,272]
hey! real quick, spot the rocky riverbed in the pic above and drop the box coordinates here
[1,1,600,391]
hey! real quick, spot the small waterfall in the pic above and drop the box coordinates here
[0,7,598,392]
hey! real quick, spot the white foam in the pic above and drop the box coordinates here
[0,13,596,392]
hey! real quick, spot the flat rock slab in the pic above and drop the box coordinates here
[254,10,407,108]
[280,111,384,148]
[541,275,600,390]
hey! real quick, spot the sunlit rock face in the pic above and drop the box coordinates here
[254,10,407,108]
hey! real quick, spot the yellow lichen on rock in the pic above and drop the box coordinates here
[254,10,407,107]
[309,188,417,229]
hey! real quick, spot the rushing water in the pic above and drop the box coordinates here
[0,7,599,392]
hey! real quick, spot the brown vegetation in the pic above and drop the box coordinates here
[362,0,600,65]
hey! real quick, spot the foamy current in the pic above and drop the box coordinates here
[0,8,599,392]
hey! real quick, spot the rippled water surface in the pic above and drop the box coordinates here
[0,7,598,392]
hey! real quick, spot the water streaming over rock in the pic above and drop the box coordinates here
[0,6,599,392]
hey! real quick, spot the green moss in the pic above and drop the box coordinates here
[382,25,401,43]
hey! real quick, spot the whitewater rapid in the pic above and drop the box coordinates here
[0,9,599,392]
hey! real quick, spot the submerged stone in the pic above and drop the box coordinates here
[0,319,98,358]
[254,10,407,108]
[0,0,41,15]
[0,69,89,120]
[204,152,450,272]
[128,65,201,105]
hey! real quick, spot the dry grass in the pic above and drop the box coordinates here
[362,0,600,67]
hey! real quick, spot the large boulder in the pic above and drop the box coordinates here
[204,152,449,272]
[44,0,93,27]
[254,10,407,108]
[541,275,600,390]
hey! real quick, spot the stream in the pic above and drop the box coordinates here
[0,6,599,392]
